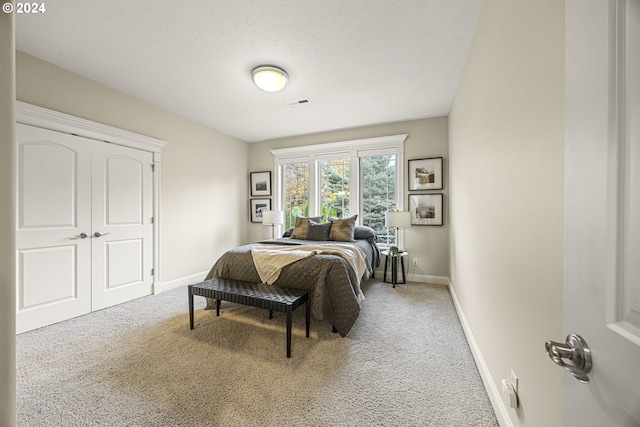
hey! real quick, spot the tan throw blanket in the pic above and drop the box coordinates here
[251,244,367,289]
[250,247,317,285]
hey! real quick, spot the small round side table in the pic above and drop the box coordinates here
[380,250,407,288]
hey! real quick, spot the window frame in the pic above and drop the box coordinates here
[272,134,407,247]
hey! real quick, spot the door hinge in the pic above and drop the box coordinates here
[151,164,155,172]
[151,216,154,224]
[151,268,154,276]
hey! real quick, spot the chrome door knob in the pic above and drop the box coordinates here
[93,231,111,238]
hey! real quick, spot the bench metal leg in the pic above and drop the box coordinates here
[286,306,292,358]
[188,286,194,330]
[305,293,310,338]
[216,299,221,316]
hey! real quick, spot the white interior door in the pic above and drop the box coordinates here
[90,141,153,310]
[563,1,640,425]
[15,124,92,333]
[17,123,155,332]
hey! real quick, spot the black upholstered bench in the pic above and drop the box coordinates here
[188,277,310,358]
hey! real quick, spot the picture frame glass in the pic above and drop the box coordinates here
[250,171,272,196]
[250,198,271,223]
[409,194,443,226]
[408,157,443,191]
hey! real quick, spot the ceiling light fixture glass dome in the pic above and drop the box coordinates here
[252,66,289,92]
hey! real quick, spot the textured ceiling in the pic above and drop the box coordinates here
[15,0,483,143]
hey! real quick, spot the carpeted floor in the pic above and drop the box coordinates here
[17,279,498,426]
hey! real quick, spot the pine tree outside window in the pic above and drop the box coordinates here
[361,154,396,245]
[320,158,350,221]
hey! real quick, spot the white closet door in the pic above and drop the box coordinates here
[16,124,155,332]
[90,141,153,310]
[16,124,92,333]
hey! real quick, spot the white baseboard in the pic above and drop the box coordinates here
[447,278,512,427]
[408,273,449,285]
[155,271,209,294]
[374,268,449,286]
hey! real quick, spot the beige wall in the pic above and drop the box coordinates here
[0,5,16,425]
[16,52,250,285]
[248,117,450,278]
[449,1,564,426]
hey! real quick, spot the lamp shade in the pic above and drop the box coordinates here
[385,210,411,228]
[262,210,284,226]
[252,66,288,92]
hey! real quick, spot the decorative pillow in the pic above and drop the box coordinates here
[282,227,294,238]
[328,215,358,242]
[306,220,332,241]
[290,216,322,239]
[354,225,377,242]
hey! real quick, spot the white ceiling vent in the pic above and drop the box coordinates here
[287,98,311,107]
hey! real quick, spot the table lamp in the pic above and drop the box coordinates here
[262,210,284,239]
[385,210,411,253]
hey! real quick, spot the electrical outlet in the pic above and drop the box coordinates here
[501,379,518,408]
[412,258,418,266]
[510,369,518,394]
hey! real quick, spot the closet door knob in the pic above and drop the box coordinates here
[93,231,110,238]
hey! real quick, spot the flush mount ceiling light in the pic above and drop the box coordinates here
[251,66,289,92]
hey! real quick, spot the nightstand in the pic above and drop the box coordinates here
[381,250,407,288]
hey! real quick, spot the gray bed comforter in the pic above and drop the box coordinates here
[204,237,380,336]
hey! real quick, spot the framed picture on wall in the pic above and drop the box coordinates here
[250,171,272,196]
[408,157,443,191]
[408,193,443,226]
[250,198,271,223]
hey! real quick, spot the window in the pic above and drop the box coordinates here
[283,162,309,229]
[361,154,396,245]
[272,135,407,247]
[320,158,350,220]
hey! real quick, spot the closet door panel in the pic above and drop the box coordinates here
[20,142,77,228]
[91,141,153,310]
[105,239,143,289]
[16,124,92,333]
[19,246,77,308]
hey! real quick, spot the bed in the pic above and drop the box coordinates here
[203,216,380,336]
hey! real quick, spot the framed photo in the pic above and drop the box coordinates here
[250,171,272,196]
[250,198,271,223]
[408,157,443,191]
[408,193,443,226]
